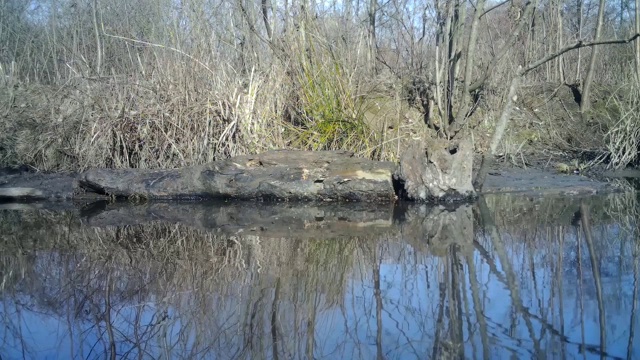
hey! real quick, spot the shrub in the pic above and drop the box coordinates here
[604,78,640,168]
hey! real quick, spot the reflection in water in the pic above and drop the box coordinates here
[0,193,639,359]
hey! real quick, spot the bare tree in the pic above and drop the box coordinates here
[368,0,378,72]
[581,0,606,111]
[92,0,102,76]
[261,0,273,40]
[446,0,536,138]
[475,33,640,190]
[554,0,565,83]
[433,0,468,134]
[636,0,640,80]
[458,0,488,123]
[575,0,584,82]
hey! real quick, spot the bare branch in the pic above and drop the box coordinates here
[523,33,640,75]
[468,0,536,93]
[92,0,102,76]
[481,0,511,18]
[636,0,640,80]
[102,32,215,75]
[261,0,272,40]
[449,0,536,139]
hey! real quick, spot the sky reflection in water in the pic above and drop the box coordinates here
[0,193,639,359]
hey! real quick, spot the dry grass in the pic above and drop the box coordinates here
[1,0,635,171]
[0,63,294,171]
[0,0,501,172]
[0,43,428,171]
[0,2,421,171]
[604,78,640,168]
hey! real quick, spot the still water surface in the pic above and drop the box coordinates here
[0,193,639,359]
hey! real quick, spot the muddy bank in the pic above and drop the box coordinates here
[481,167,624,196]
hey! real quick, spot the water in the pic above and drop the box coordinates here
[0,193,638,359]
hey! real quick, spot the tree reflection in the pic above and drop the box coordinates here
[0,193,639,359]
[580,202,607,357]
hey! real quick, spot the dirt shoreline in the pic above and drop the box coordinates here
[482,166,625,196]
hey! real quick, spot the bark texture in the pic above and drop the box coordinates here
[395,138,476,202]
[80,150,397,202]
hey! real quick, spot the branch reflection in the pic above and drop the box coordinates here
[0,193,638,359]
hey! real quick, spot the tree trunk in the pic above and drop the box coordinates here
[576,0,583,82]
[555,0,565,83]
[581,0,606,112]
[368,0,377,73]
[475,73,521,191]
[636,0,640,81]
[444,0,462,130]
[433,0,450,128]
[92,0,102,76]
[261,0,273,40]
[458,0,487,122]
[51,0,60,81]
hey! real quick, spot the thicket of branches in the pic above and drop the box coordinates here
[0,0,638,170]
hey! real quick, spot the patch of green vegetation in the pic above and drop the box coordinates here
[514,129,541,144]
[554,159,587,174]
[287,43,376,157]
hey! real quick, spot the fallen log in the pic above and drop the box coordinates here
[1,148,479,202]
[79,150,398,202]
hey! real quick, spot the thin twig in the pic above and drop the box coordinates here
[101,32,215,76]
